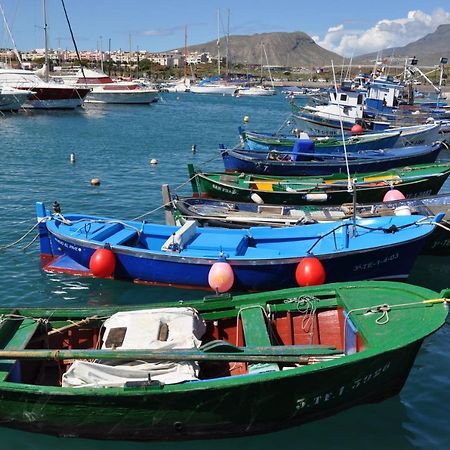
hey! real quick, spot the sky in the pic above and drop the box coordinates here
[1,0,449,57]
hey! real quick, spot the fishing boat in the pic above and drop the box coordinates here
[239,122,441,151]
[170,194,450,255]
[221,142,446,176]
[36,202,441,291]
[188,162,450,206]
[0,281,446,440]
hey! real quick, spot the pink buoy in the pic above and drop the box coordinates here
[351,124,364,134]
[383,189,405,202]
[89,248,116,278]
[208,258,234,293]
[295,257,326,287]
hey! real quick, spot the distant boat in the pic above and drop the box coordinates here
[221,142,445,176]
[235,85,276,96]
[0,85,32,111]
[188,162,450,205]
[36,201,440,290]
[0,280,446,440]
[59,69,159,104]
[190,77,239,96]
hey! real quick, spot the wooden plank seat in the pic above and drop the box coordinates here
[240,307,279,374]
[0,318,41,382]
[104,228,138,246]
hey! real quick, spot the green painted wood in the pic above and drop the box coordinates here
[240,306,280,373]
[0,318,40,382]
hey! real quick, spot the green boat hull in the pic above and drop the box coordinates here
[190,162,450,205]
[0,281,446,440]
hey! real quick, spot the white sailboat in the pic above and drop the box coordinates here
[236,43,276,97]
[190,10,239,96]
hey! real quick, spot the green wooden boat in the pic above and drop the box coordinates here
[188,162,450,205]
[0,281,447,440]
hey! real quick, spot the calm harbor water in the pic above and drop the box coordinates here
[0,91,449,449]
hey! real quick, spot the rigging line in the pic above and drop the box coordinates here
[60,0,86,80]
[131,201,173,221]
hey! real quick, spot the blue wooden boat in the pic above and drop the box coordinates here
[36,202,442,291]
[221,142,445,176]
[239,127,402,152]
[240,122,441,151]
[170,193,450,255]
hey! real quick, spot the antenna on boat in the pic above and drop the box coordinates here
[331,60,357,235]
[331,60,352,194]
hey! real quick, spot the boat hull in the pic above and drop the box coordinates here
[221,144,443,176]
[0,340,424,440]
[85,89,159,104]
[193,168,450,206]
[40,216,433,290]
[16,86,90,109]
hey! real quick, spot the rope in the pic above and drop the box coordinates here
[131,201,173,221]
[284,295,318,344]
[0,217,48,251]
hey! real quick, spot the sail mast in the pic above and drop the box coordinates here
[217,9,220,76]
[42,0,49,82]
[184,25,187,82]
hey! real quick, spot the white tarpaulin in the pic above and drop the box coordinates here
[62,307,206,388]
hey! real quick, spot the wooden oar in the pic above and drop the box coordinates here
[0,344,342,364]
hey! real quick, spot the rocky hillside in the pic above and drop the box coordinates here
[354,24,450,66]
[171,31,342,68]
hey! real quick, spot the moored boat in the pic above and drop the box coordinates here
[221,142,446,176]
[170,193,450,255]
[239,123,440,151]
[188,162,450,206]
[36,202,441,290]
[0,281,446,440]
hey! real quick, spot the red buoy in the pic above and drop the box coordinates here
[295,257,326,286]
[383,189,405,202]
[351,124,364,134]
[89,248,116,278]
[208,260,234,293]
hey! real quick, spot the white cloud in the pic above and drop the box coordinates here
[315,8,450,56]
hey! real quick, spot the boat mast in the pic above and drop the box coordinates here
[217,9,220,76]
[0,2,24,68]
[42,0,49,82]
[184,25,187,83]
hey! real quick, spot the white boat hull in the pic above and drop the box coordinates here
[190,84,238,95]
[85,89,159,104]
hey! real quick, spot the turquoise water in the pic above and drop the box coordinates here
[0,92,449,449]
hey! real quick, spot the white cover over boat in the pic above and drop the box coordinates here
[62,308,206,387]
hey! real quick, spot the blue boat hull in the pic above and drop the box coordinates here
[222,143,443,176]
[43,233,428,290]
[37,203,437,291]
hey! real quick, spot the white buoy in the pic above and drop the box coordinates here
[250,193,264,204]
[69,153,76,163]
[305,193,328,202]
[90,177,101,186]
[243,115,250,123]
[150,158,158,165]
